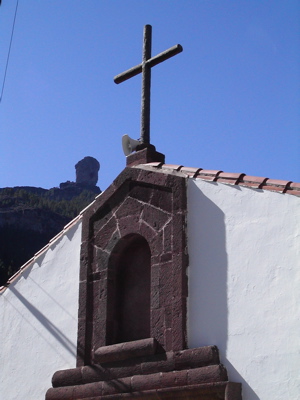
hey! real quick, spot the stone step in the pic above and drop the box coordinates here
[71,382,241,400]
[46,364,230,400]
[52,345,220,388]
[94,338,158,363]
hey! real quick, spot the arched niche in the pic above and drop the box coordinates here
[76,169,188,367]
[108,234,151,344]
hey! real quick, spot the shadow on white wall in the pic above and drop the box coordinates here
[187,180,260,400]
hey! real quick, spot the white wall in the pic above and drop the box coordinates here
[0,219,82,400]
[187,179,300,400]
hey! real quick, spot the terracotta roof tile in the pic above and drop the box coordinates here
[289,182,300,190]
[20,257,35,271]
[180,167,202,177]
[285,182,300,196]
[139,162,299,197]
[49,232,63,244]
[163,164,184,171]
[7,270,21,284]
[216,172,245,185]
[266,178,292,187]
[264,179,292,193]
[63,217,82,231]
[240,175,268,189]
[195,169,223,181]
[286,190,300,196]
[34,244,50,258]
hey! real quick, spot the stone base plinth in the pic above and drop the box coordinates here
[46,344,242,400]
[126,145,165,167]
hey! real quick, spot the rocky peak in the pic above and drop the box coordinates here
[75,156,100,186]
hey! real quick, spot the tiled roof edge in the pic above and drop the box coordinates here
[1,164,298,293]
[142,163,300,196]
[0,215,83,294]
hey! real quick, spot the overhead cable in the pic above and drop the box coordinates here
[0,0,19,103]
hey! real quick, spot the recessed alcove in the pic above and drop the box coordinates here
[109,234,151,344]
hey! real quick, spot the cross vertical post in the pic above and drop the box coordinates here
[114,25,183,148]
[141,25,152,145]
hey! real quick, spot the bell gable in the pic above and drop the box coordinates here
[77,166,188,366]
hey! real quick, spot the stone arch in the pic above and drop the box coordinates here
[77,168,188,367]
[108,234,151,344]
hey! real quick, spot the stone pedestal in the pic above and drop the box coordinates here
[126,145,165,167]
[46,343,242,400]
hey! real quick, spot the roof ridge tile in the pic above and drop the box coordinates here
[180,167,202,178]
[264,178,292,193]
[163,163,184,171]
[140,163,299,197]
[289,182,300,189]
[217,172,245,185]
[195,169,223,181]
[240,176,268,189]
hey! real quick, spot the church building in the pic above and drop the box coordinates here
[1,25,299,400]
[1,145,299,399]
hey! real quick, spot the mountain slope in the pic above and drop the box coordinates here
[0,183,100,286]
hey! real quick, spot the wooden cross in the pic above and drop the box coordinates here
[114,25,183,145]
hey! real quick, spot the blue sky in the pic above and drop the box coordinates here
[0,1,299,191]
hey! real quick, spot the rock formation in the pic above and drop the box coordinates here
[75,156,100,186]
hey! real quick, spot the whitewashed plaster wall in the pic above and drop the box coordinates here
[0,219,82,400]
[187,179,300,400]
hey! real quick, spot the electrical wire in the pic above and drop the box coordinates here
[0,0,19,103]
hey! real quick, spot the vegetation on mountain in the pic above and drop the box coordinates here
[0,185,100,286]
[0,187,97,218]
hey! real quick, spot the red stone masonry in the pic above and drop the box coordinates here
[46,158,243,399]
[76,165,189,367]
[47,345,242,400]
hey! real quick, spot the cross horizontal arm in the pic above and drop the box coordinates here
[114,64,142,85]
[113,44,183,85]
[146,44,183,69]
